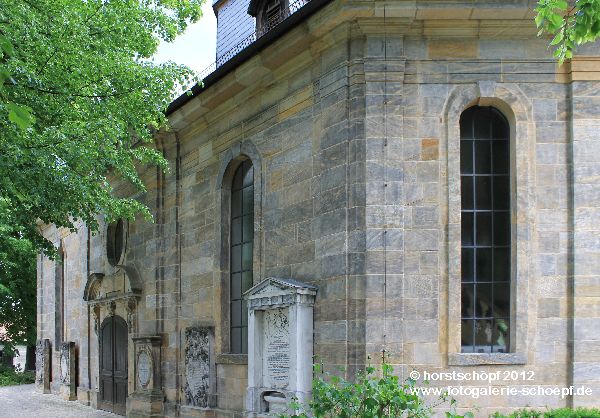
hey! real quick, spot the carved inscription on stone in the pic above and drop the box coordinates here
[263,308,290,389]
[60,353,69,383]
[137,350,151,389]
[184,327,212,407]
[59,342,72,385]
[35,340,45,385]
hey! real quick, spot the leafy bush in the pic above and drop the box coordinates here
[491,409,600,418]
[280,361,472,418]
[0,365,35,387]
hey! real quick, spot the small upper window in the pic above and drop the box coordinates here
[107,219,126,266]
[459,106,511,354]
[249,0,287,35]
[263,0,282,30]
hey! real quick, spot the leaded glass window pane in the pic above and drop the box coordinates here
[460,106,511,354]
[230,159,254,354]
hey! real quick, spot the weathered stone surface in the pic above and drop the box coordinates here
[59,341,76,401]
[35,339,51,394]
[184,327,215,408]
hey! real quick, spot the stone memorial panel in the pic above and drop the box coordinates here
[137,350,151,389]
[129,336,163,417]
[263,308,290,389]
[245,277,317,415]
[35,339,51,394]
[60,351,69,383]
[184,326,215,408]
[59,341,76,401]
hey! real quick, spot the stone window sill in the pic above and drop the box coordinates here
[216,353,248,365]
[448,352,526,366]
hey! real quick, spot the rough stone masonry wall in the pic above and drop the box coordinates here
[36,0,600,416]
[171,21,363,414]
[350,12,600,416]
[37,223,90,399]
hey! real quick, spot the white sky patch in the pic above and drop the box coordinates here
[153,1,217,74]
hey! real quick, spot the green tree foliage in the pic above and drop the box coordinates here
[0,200,36,353]
[536,0,600,62]
[0,0,203,347]
[0,0,203,256]
[0,365,35,386]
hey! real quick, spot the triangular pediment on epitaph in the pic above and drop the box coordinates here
[244,277,317,298]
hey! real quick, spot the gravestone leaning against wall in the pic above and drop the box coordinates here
[35,339,51,394]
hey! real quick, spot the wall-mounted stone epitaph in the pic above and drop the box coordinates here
[183,326,216,409]
[59,341,76,400]
[245,278,317,416]
[263,308,290,389]
[137,350,152,389]
[35,339,51,394]
[128,336,163,418]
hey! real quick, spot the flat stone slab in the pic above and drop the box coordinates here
[0,384,119,417]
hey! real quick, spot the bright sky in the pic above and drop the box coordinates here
[153,1,218,74]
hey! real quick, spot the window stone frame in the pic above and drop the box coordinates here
[215,141,263,363]
[443,82,535,366]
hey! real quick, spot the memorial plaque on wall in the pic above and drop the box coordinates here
[60,350,69,383]
[137,349,152,389]
[130,336,163,417]
[184,326,215,408]
[35,339,51,394]
[59,341,76,401]
[263,308,290,389]
[244,277,317,415]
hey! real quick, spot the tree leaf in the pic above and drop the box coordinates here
[5,102,36,129]
[0,66,11,91]
[0,34,15,57]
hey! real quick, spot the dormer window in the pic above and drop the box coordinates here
[248,0,288,36]
[262,0,282,31]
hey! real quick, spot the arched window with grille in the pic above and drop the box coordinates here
[229,159,254,354]
[460,106,511,353]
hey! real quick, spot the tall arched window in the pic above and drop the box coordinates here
[460,106,511,353]
[230,159,254,354]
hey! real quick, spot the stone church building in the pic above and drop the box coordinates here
[36,0,600,416]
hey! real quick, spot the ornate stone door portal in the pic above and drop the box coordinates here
[99,315,128,415]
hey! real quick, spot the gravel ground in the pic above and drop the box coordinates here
[0,384,121,418]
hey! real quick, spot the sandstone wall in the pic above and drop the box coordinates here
[37,0,600,416]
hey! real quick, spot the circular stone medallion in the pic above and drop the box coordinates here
[137,351,151,388]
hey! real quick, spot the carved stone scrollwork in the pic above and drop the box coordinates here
[91,304,101,335]
[107,300,116,317]
[126,296,137,333]
[184,326,216,408]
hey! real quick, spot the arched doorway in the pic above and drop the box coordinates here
[99,315,128,415]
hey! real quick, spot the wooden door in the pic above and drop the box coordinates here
[99,315,128,415]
